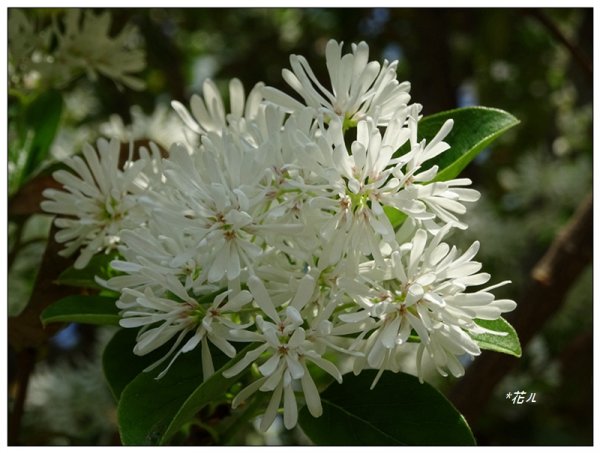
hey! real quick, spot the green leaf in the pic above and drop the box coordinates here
[472,317,522,357]
[56,252,119,289]
[383,206,407,229]
[417,106,519,182]
[21,89,63,181]
[117,350,204,446]
[160,343,255,445]
[40,295,119,326]
[116,339,252,445]
[298,370,475,446]
[103,328,173,400]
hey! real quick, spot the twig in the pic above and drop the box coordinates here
[525,9,593,78]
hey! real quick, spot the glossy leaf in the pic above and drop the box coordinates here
[103,328,175,400]
[160,344,255,445]
[40,295,119,326]
[298,370,475,446]
[417,106,519,182]
[117,350,204,446]
[472,317,522,357]
[116,338,251,445]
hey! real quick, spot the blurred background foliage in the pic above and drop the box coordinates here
[7,7,593,446]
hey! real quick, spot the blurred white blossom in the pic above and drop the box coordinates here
[9,9,146,92]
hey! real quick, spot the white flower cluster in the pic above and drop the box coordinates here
[43,40,516,431]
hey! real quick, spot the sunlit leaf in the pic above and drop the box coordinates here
[472,317,522,357]
[389,106,519,228]
[415,106,519,182]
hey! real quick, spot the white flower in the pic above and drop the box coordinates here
[118,282,253,379]
[53,9,146,90]
[41,138,147,269]
[8,10,53,90]
[172,78,264,138]
[9,10,145,91]
[160,143,261,282]
[263,39,411,126]
[412,179,482,230]
[282,106,479,265]
[339,226,516,384]
[309,115,413,264]
[100,104,197,150]
[223,275,342,431]
[287,111,414,264]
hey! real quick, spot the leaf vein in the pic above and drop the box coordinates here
[321,398,404,445]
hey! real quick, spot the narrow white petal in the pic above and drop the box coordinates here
[260,361,286,392]
[290,274,315,311]
[208,333,237,358]
[339,310,371,323]
[380,317,401,349]
[304,353,342,383]
[409,229,427,275]
[259,353,282,377]
[259,383,283,432]
[285,306,303,328]
[221,290,253,312]
[232,377,266,409]
[229,78,245,118]
[283,383,298,429]
[171,100,203,134]
[287,327,305,349]
[248,276,280,322]
[201,337,215,379]
[285,355,305,380]
[222,343,269,378]
[300,365,323,417]
[181,330,203,353]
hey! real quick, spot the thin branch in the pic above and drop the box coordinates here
[525,9,593,78]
